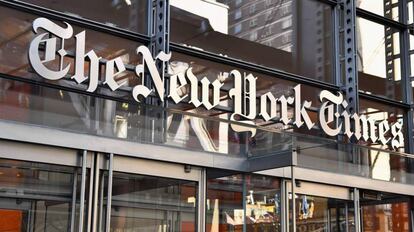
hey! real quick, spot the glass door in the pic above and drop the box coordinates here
[97,155,202,232]
[0,141,90,232]
[288,181,355,232]
[359,191,411,232]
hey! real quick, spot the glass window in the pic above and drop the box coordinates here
[359,98,405,152]
[0,158,86,231]
[170,0,334,83]
[206,172,281,231]
[357,0,400,22]
[0,6,143,93]
[357,17,402,101]
[0,77,254,156]
[102,172,197,232]
[290,194,355,232]
[234,9,242,20]
[234,23,242,34]
[360,191,410,232]
[169,51,330,140]
[249,4,257,15]
[20,0,148,34]
[409,34,414,104]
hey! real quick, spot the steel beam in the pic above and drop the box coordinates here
[79,150,87,232]
[105,153,114,232]
[342,0,359,115]
[400,0,414,154]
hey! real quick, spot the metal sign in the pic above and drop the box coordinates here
[28,18,404,149]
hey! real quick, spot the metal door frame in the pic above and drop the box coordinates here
[285,179,355,232]
[0,139,92,232]
[90,153,206,232]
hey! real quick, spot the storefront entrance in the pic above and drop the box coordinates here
[288,181,355,232]
[0,140,412,232]
[0,141,203,232]
[102,156,202,232]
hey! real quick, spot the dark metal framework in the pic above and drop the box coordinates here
[355,0,414,154]
[0,1,413,232]
[0,0,413,155]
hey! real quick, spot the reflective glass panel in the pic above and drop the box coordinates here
[356,17,402,101]
[103,172,197,232]
[20,0,148,34]
[359,98,405,152]
[0,6,143,93]
[357,0,400,21]
[170,51,330,141]
[206,172,281,231]
[0,158,86,232]
[360,191,410,232]
[245,175,281,231]
[170,0,334,83]
[290,194,354,232]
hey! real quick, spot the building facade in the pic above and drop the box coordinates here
[0,0,413,231]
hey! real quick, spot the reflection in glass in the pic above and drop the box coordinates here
[296,137,414,185]
[356,17,401,101]
[169,52,330,140]
[0,158,84,231]
[290,194,354,232]
[206,173,281,231]
[0,6,143,91]
[171,0,334,82]
[357,0,399,21]
[20,0,148,34]
[410,35,414,104]
[102,172,197,232]
[294,98,414,184]
[359,98,405,152]
[360,191,410,232]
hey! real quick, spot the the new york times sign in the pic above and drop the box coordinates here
[28,18,404,149]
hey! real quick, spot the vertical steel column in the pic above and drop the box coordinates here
[87,153,95,232]
[342,0,359,115]
[98,166,105,232]
[334,2,342,87]
[314,3,325,82]
[290,149,298,232]
[400,0,414,154]
[143,0,170,144]
[153,0,169,55]
[384,0,396,100]
[197,169,206,232]
[353,188,361,232]
[242,174,247,232]
[411,198,414,232]
[290,166,296,232]
[70,171,78,232]
[327,208,332,231]
[79,150,87,232]
[345,203,349,232]
[411,208,414,232]
[401,2,414,231]
[105,153,114,232]
[281,179,288,232]
[291,167,296,232]
[92,154,101,232]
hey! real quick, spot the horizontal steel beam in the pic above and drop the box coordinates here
[0,0,150,44]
